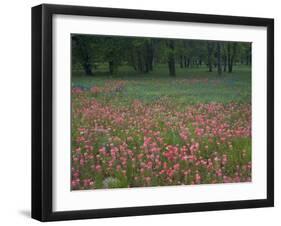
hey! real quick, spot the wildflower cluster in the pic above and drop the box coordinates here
[71,83,251,190]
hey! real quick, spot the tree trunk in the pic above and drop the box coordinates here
[207,42,213,72]
[168,60,176,76]
[167,40,176,76]
[227,42,237,73]
[228,62,233,73]
[145,41,153,72]
[144,49,149,73]
[109,60,114,74]
[148,52,153,71]
[223,55,227,72]
[137,50,144,72]
[217,42,222,75]
[180,55,184,68]
[83,62,92,75]
[184,56,187,68]
[82,53,92,75]
[227,43,232,72]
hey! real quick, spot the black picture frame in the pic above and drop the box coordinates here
[32,3,274,222]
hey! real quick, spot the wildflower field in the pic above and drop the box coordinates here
[71,66,252,190]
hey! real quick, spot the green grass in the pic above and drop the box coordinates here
[72,64,251,105]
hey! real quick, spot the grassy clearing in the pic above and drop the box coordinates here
[72,65,251,105]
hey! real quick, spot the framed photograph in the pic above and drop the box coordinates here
[32,4,274,221]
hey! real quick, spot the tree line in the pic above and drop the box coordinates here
[72,34,251,76]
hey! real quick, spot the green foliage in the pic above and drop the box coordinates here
[71,34,251,76]
[72,65,251,105]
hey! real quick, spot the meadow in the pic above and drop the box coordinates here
[71,65,252,190]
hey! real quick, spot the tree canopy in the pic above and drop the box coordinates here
[72,34,251,76]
